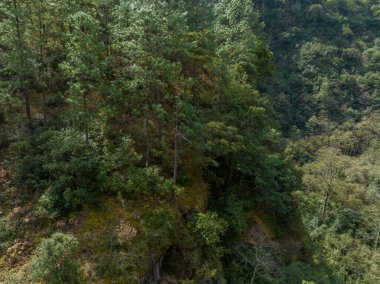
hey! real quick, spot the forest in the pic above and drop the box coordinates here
[1,0,380,283]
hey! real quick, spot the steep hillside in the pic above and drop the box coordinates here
[0,0,304,283]
[259,0,380,283]
[1,0,379,283]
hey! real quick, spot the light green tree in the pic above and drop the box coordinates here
[194,212,228,245]
[31,232,82,284]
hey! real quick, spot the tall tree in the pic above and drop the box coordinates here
[60,10,103,143]
[304,147,342,221]
[112,0,191,171]
[0,0,37,128]
[214,0,273,86]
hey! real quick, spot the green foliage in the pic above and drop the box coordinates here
[97,251,141,283]
[125,166,183,199]
[284,261,334,284]
[104,136,142,170]
[193,212,227,245]
[214,0,272,83]
[214,194,248,233]
[103,136,142,193]
[253,2,380,282]
[206,121,244,160]
[143,207,176,249]
[321,232,380,283]
[6,0,375,282]
[293,117,380,282]
[125,167,162,197]
[0,217,15,253]
[180,280,196,284]
[38,129,106,211]
[332,208,363,236]
[31,232,82,284]
[260,0,380,130]
[0,269,29,284]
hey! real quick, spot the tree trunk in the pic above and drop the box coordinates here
[83,92,89,144]
[42,92,47,122]
[156,112,163,165]
[321,189,330,221]
[173,100,179,183]
[262,0,266,14]
[250,264,258,284]
[24,92,32,127]
[38,0,47,122]
[154,91,163,161]
[145,112,151,167]
[375,221,380,251]
[293,0,301,14]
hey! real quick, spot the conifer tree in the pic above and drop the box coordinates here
[61,10,103,143]
[0,0,37,128]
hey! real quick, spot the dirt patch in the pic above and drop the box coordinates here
[6,239,33,265]
[0,167,8,184]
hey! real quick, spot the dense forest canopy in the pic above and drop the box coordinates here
[0,0,380,283]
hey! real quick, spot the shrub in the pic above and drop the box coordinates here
[143,208,176,249]
[39,129,106,211]
[284,261,332,284]
[0,217,15,253]
[125,166,183,199]
[103,136,142,193]
[98,252,137,283]
[104,136,142,171]
[31,232,82,284]
[126,167,162,197]
[193,212,227,245]
[215,194,248,233]
[333,208,362,236]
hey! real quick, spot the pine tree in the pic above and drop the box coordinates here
[60,9,103,143]
[112,0,192,173]
[214,0,271,85]
[0,0,37,128]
